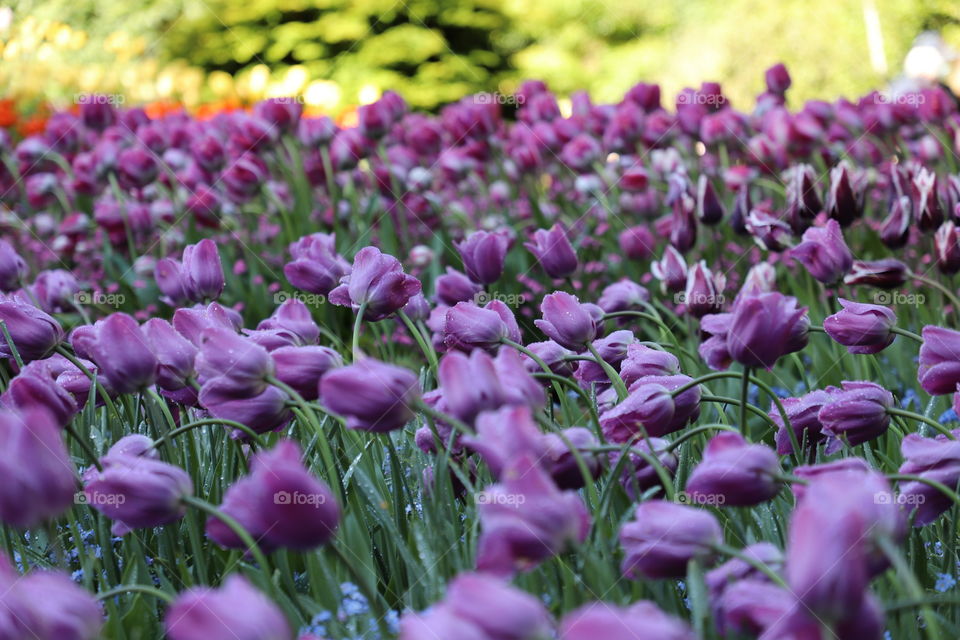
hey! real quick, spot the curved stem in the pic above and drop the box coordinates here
[740,366,751,433]
[887,407,956,439]
[95,584,173,603]
[663,424,741,452]
[55,346,123,424]
[700,394,779,431]
[415,400,475,436]
[710,542,788,589]
[890,326,924,343]
[352,301,368,360]
[397,310,438,373]
[912,271,960,315]
[586,341,628,401]
[877,535,943,640]
[888,473,960,511]
[65,425,103,472]
[151,418,265,449]
[501,338,568,410]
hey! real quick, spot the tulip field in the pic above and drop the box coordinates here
[4,64,960,639]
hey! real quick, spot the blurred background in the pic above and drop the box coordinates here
[3,0,960,130]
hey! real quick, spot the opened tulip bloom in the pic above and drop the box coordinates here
[329,246,421,320]
[726,292,808,369]
[788,219,853,284]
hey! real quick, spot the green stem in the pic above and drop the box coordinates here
[151,418,265,449]
[710,542,788,588]
[95,584,174,603]
[912,271,960,316]
[0,320,24,369]
[65,425,103,472]
[877,535,943,640]
[55,346,123,424]
[740,366,751,433]
[890,326,924,343]
[415,400,476,436]
[352,301,368,360]
[398,310,438,373]
[887,408,956,439]
[586,341,628,401]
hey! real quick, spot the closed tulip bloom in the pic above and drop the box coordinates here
[476,454,589,576]
[270,346,341,401]
[535,292,602,351]
[1,370,78,427]
[599,382,674,443]
[284,233,350,296]
[651,245,688,293]
[155,257,189,306]
[897,430,960,526]
[618,226,655,260]
[320,358,420,432]
[541,427,602,490]
[180,239,225,302]
[914,167,944,231]
[443,300,521,352]
[843,258,909,289]
[685,432,781,506]
[696,174,725,225]
[0,300,64,362]
[521,340,577,377]
[785,164,822,234]
[574,329,635,388]
[770,388,836,454]
[919,325,960,395]
[765,62,792,94]
[792,457,873,501]
[597,280,649,314]
[935,221,960,274]
[880,195,912,249]
[0,408,76,528]
[196,327,274,394]
[727,292,808,369]
[198,380,291,435]
[559,601,695,640]
[142,318,198,391]
[611,437,678,499]
[0,239,27,291]
[818,381,893,449]
[257,298,320,345]
[715,580,792,637]
[823,298,896,354]
[826,163,862,226]
[745,209,791,252]
[620,500,721,579]
[682,260,724,317]
[524,224,578,279]
[84,313,158,394]
[117,145,159,189]
[443,572,553,640]
[698,312,733,371]
[207,440,338,551]
[462,405,547,479]
[328,246,421,320]
[435,267,482,306]
[165,575,291,640]
[619,343,680,386]
[457,230,511,285]
[3,564,104,639]
[788,220,853,284]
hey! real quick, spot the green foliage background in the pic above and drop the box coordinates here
[8,0,960,108]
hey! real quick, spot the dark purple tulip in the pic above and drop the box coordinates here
[0,408,76,528]
[597,280,650,315]
[715,579,792,637]
[172,302,243,346]
[697,312,733,371]
[284,232,350,296]
[195,328,273,394]
[79,97,116,130]
[618,225,656,261]
[521,340,577,376]
[826,163,862,226]
[524,224,578,279]
[727,292,808,369]
[165,575,291,640]
[117,145,158,189]
[435,267,482,306]
[30,269,80,313]
[198,379,292,435]
[0,240,27,291]
[541,427,602,489]
[682,260,724,317]
[823,298,896,354]
[880,195,912,249]
[599,381,674,443]
[788,219,853,284]
[476,454,589,576]
[456,230,510,285]
[685,432,781,506]
[0,300,64,362]
[696,174,725,225]
[559,601,695,640]
[254,98,302,135]
[180,239,225,302]
[574,329,635,388]
[155,257,189,306]
[620,500,721,579]
[843,258,909,289]
[610,437,678,499]
[651,245,687,292]
[442,300,521,352]
[190,134,226,172]
[1,369,77,427]
[745,209,791,252]
[207,439,338,551]
[769,388,835,454]
[535,292,602,351]
[329,246,421,320]
[257,298,320,345]
[320,358,419,432]
[221,153,268,202]
[270,346,341,401]
[462,405,547,479]
[818,381,893,449]
[897,430,960,526]
[791,457,873,501]
[917,325,960,395]
[765,62,792,94]
[83,436,192,535]
[84,313,158,394]
[935,221,960,274]
[619,343,680,386]
[785,164,822,233]
[439,350,535,424]
[401,293,431,322]
[914,167,944,231]
[705,542,784,613]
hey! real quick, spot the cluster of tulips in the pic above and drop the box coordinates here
[3,61,960,639]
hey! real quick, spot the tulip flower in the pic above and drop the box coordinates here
[435,267,482,306]
[143,318,198,392]
[610,437,677,499]
[619,343,680,386]
[918,325,960,394]
[284,233,351,296]
[521,340,577,377]
[618,226,655,260]
[574,330,635,388]
[897,430,960,526]
[535,292,603,351]
[442,300,521,352]
[765,63,792,94]
[914,167,944,231]
[1,368,78,427]
[788,219,853,284]
[620,500,722,579]
[559,601,695,640]
[180,239,225,302]
[541,427,602,490]
[329,246,421,320]
[319,358,420,432]
[257,298,320,345]
[456,230,511,285]
[199,380,292,435]
[935,221,960,274]
[461,405,547,478]
[843,258,909,288]
[83,313,158,394]
[524,224,578,279]
[826,163,862,226]
[270,346,341,401]
[196,327,273,394]
[727,292,808,369]
[0,300,64,363]
[823,298,896,354]
[681,260,724,317]
[597,280,649,314]
[768,388,836,454]
[685,432,781,506]
[650,245,687,292]
[165,575,291,640]
[817,380,893,450]
[0,240,27,292]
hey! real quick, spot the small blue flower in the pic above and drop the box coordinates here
[935,573,956,592]
[940,408,959,424]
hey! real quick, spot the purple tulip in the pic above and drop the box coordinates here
[30,269,80,313]
[823,298,896,354]
[180,239,225,302]
[651,245,687,292]
[619,343,680,386]
[826,163,862,226]
[320,358,420,432]
[83,436,192,535]
[198,379,292,435]
[843,258,909,289]
[541,427,602,490]
[769,388,836,454]
[143,318,198,392]
[456,230,511,285]
[685,432,781,506]
[117,145,158,189]
[918,325,960,394]
[270,346,341,401]
[83,313,158,394]
[172,302,243,346]
[610,437,677,499]
[0,408,76,528]
[788,219,853,284]
[765,63,791,94]
[0,240,27,291]
[817,380,893,450]
[207,439,338,551]
[435,267,482,306]
[524,224,578,279]
[257,298,321,345]
[696,174,725,225]
[600,374,700,442]
[1,368,78,427]
[880,194,912,249]
[461,405,546,478]
[535,292,602,351]
[714,580,792,637]
[597,280,649,314]
[165,575,291,640]
[442,300,521,352]
[155,257,189,306]
[476,454,589,576]
[620,500,721,579]
[329,246,421,320]
[573,329,635,388]
[618,226,656,261]
[0,300,64,362]
[727,292,808,369]
[682,260,724,317]
[559,601,695,640]
[196,327,273,394]
[284,233,350,296]
[745,209,791,252]
[521,340,577,377]
[439,349,540,424]
[399,606,487,640]
[935,221,960,274]
[914,167,944,231]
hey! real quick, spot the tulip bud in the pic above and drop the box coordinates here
[818,380,893,449]
[198,379,292,435]
[685,432,781,506]
[319,358,420,432]
[682,260,724,317]
[914,167,944,231]
[270,345,342,400]
[696,174,725,225]
[84,313,158,394]
[620,500,721,579]
[180,239,225,302]
[618,226,656,261]
[0,300,64,363]
[462,405,547,479]
[935,221,960,274]
[542,427,602,490]
[843,258,909,289]
[435,268,482,306]
[897,430,960,526]
[918,325,960,395]
[651,245,687,293]
[196,328,273,394]
[823,298,896,354]
[456,230,511,285]
[524,224,578,279]
[442,300,521,352]
[769,388,835,455]
[879,195,912,249]
[826,163,863,226]
[284,233,350,296]
[0,239,27,292]
[535,292,603,351]
[727,292,808,369]
[788,220,853,284]
[165,575,291,640]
